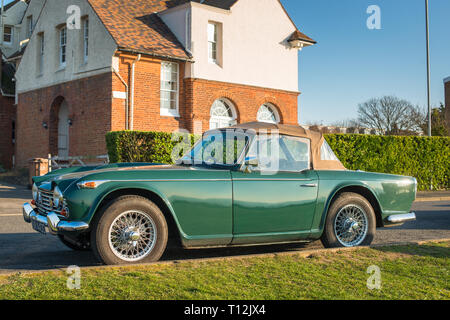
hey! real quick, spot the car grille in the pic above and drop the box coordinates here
[37,188,61,216]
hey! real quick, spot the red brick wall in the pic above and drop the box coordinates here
[0,95,15,169]
[113,52,299,134]
[112,53,190,132]
[184,78,299,133]
[16,72,112,168]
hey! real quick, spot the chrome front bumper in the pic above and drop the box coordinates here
[384,212,416,225]
[23,203,89,234]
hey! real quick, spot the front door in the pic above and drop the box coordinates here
[231,134,319,244]
[58,101,69,158]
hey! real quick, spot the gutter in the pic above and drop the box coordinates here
[129,54,141,131]
[111,67,129,130]
[118,48,194,63]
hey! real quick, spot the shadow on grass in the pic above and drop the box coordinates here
[373,242,450,259]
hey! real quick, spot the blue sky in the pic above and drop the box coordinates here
[282,0,450,125]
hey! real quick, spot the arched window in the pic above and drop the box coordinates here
[257,103,280,124]
[209,98,237,129]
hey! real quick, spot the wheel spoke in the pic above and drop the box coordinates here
[334,205,368,247]
[108,210,157,262]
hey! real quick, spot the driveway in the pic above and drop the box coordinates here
[0,183,449,274]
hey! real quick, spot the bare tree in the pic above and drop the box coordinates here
[357,96,426,135]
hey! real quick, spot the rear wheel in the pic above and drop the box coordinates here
[321,192,376,248]
[91,196,168,265]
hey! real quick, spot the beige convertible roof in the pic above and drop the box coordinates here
[227,122,346,171]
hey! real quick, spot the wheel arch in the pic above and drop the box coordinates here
[91,188,185,247]
[325,185,384,228]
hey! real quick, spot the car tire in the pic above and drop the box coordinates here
[91,195,168,265]
[57,234,91,251]
[321,192,376,248]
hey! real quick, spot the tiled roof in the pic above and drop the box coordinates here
[88,0,193,61]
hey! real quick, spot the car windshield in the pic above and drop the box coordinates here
[178,130,251,168]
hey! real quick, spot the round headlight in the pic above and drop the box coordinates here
[53,186,64,208]
[32,183,38,201]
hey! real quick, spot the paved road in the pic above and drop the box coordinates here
[0,183,449,274]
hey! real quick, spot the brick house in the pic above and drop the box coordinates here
[445,77,450,130]
[13,0,316,168]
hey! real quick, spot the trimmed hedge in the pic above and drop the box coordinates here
[325,135,450,191]
[106,131,199,164]
[106,131,449,191]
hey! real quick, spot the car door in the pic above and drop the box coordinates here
[231,134,319,245]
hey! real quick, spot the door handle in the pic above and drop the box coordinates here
[300,183,318,188]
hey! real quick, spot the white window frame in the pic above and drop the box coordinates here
[83,18,89,63]
[27,16,33,38]
[59,26,67,68]
[160,62,180,117]
[38,33,44,75]
[3,25,13,45]
[208,22,218,64]
[257,103,281,124]
[209,98,237,130]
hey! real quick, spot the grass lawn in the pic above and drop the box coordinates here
[0,241,449,300]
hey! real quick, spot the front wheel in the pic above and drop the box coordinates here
[321,192,376,248]
[91,196,168,265]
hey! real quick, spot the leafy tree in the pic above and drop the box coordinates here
[421,103,448,137]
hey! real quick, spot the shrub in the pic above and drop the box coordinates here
[106,131,199,164]
[106,131,449,191]
[325,134,450,191]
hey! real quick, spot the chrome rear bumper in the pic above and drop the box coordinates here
[23,202,89,234]
[384,212,416,225]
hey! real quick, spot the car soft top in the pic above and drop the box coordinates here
[226,122,346,171]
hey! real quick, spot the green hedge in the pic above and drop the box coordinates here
[106,131,199,164]
[325,135,450,191]
[106,131,449,191]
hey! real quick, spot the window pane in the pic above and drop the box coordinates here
[208,23,216,42]
[160,62,179,111]
[320,141,339,161]
[247,135,310,172]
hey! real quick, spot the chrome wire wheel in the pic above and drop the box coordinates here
[108,210,157,262]
[334,204,369,247]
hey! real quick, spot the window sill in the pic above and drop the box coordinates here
[160,109,180,118]
[56,66,66,73]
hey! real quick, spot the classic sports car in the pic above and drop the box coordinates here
[23,122,417,265]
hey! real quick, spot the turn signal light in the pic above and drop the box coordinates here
[60,208,69,218]
[77,180,108,189]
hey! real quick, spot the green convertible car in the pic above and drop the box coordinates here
[23,122,417,265]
